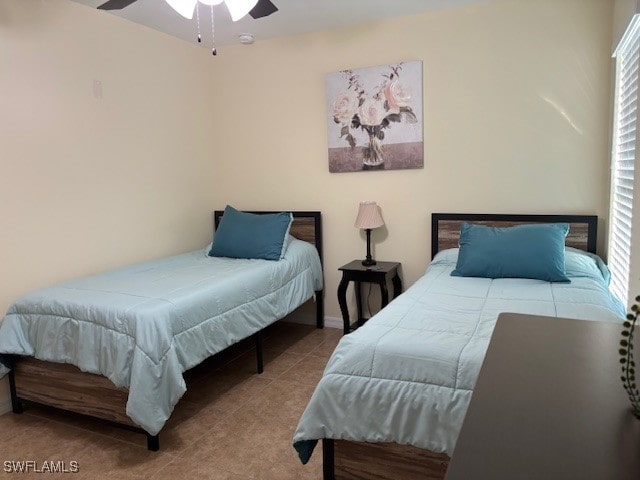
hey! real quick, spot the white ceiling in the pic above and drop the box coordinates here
[70,0,488,51]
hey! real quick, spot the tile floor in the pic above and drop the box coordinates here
[0,322,342,479]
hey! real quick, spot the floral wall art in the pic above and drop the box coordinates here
[326,61,423,173]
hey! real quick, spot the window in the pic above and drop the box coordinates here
[610,15,640,307]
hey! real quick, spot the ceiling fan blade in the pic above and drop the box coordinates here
[166,0,198,18]
[249,0,277,19]
[97,0,138,10]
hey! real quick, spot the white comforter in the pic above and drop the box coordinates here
[293,248,624,462]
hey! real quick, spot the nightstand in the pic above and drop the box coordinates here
[337,260,402,335]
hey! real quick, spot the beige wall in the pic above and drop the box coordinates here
[209,0,615,319]
[0,0,616,407]
[0,1,216,407]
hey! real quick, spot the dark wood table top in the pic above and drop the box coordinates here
[445,313,640,480]
[339,260,400,274]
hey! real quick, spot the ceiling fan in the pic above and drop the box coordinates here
[96,0,278,21]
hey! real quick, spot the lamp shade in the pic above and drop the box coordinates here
[354,201,384,230]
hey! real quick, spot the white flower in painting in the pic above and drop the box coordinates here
[384,79,411,113]
[358,98,386,126]
[332,92,359,125]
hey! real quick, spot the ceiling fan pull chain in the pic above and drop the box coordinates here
[210,5,217,56]
[195,2,202,43]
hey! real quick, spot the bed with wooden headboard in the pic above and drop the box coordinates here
[431,213,597,258]
[305,213,611,480]
[4,210,323,452]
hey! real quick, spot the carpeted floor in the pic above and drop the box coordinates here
[0,321,342,479]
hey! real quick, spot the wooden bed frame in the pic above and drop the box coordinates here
[430,213,597,258]
[322,213,598,480]
[6,210,324,451]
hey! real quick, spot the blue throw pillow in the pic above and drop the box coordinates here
[451,222,570,282]
[209,206,293,261]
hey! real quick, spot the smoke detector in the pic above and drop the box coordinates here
[239,33,255,45]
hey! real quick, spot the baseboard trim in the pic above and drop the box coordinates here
[323,316,342,329]
[283,315,342,330]
[278,299,342,330]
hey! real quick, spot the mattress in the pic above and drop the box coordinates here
[0,237,323,435]
[293,247,624,462]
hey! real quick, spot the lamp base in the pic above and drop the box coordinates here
[361,229,377,267]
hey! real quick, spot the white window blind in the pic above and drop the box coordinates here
[610,16,640,307]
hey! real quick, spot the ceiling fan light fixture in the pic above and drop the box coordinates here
[239,33,254,44]
[165,0,198,19]
[226,0,259,21]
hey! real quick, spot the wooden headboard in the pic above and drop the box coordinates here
[431,213,598,259]
[213,210,323,264]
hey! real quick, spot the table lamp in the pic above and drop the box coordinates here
[354,201,384,266]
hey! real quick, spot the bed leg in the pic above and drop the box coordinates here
[322,438,335,480]
[255,331,264,374]
[146,434,159,451]
[315,289,324,329]
[8,370,23,414]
